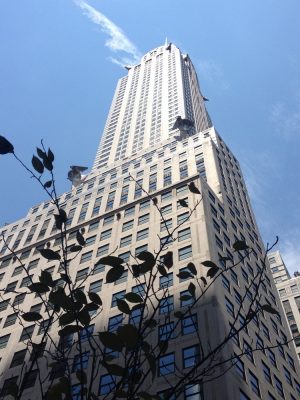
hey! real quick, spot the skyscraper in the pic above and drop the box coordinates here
[0,43,300,399]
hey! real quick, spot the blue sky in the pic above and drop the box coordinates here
[0,0,300,273]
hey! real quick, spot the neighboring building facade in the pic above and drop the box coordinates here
[268,251,300,361]
[0,44,300,399]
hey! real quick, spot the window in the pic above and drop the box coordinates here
[38,318,53,335]
[10,349,27,368]
[20,275,33,288]
[4,313,18,327]
[239,390,251,400]
[225,297,234,317]
[184,383,203,399]
[160,273,173,289]
[97,244,109,257]
[249,370,260,396]
[122,220,134,231]
[6,281,17,292]
[89,280,102,293]
[180,290,194,307]
[89,220,99,232]
[85,235,96,246]
[99,374,115,395]
[161,218,172,232]
[158,353,175,376]
[182,314,197,335]
[80,251,93,264]
[72,351,90,372]
[129,307,143,326]
[0,377,18,398]
[0,299,9,311]
[262,360,272,383]
[177,212,189,225]
[183,345,199,368]
[161,204,172,215]
[178,245,192,260]
[103,215,114,225]
[138,214,149,225]
[79,325,94,343]
[22,369,38,389]
[108,314,123,332]
[222,276,230,292]
[274,375,284,398]
[20,325,34,341]
[125,206,135,216]
[243,340,254,363]
[161,190,172,201]
[267,348,277,367]
[137,228,149,241]
[159,322,175,341]
[100,229,112,241]
[0,333,10,349]
[178,227,191,241]
[234,356,245,379]
[140,200,150,210]
[120,235,132,248]
[111,290,125,307]
[159,296,174,314]
[76,268,89,282]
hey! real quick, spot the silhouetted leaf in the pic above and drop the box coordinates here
[58,325,81,337]
[74,289,87,305]
[83,303,99,312]
[100,255,124,268]
[144,319,157,329]
[44,180,53,188]
[174,311,184,319]
[28,282,49,293]
[132,264,141,278]
[48,148,54,162]
[0,136,14,154]
[118,324,139,348]
[106,265,124,283]
[78,308,91,326]
[177,271,192,280]
[76,370,87,384]
[188,282,196,297]
[104,363,125,376]
[39,248,61,261]
[32,155,44,174]
[43,157,53,171]
[202,260,218,269]
[200,276,207,286]
[207,266,219,279]
[76,230,85,246]
[188,182,201,194]
[116,212,122,221]
[152,197,158,205]
[137,251,155,265]
[125,292,143,303]
[99,331,123,351]
[157,263,167,277]
[22,312,42,322]
[70,245,82,252]
[88,292,102,305]
[37,147,46,160]
[233,240,248,251]
[60,273,71,284]
[158,340,168,354]
[117,299,130,314]
[163,251,173,269]
[187,262,197,275]
[59,312,76,326]
[40,270,54,287]
[261,304,279,315]
[178,199,188,208]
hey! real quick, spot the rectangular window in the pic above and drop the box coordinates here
[80,251,93,264]
[159,273,173,289]
[0,334,10,349]
[184,383,203,400]
[10,349,27,368]
[159,322,175,341]
[76,268,89,282]
[161,204,172,215]
[103,215,114,225]
[20,325,34,341]
[139,200,150,210]
[89,280,102,293]
[99,374,115,395]
[120,235,132,248]
[180,290,194,307]
[183,345,199,368]
[137,228,149,241]
[97,244,109,257]
[124,206,135,216]
[225,297,234,317]
[4,313,18,327]
[111,290,126,307]
[178,245,192,260]
[159,296,174,314]
[158,353,175,376]
[177,212,189,225]
[178,228,191,242]
[249,370,260,396]
[72,351,90,372]
[274,376,284,398]
[138,214,149,225]
[100,229,112,241]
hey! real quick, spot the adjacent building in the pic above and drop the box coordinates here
[0,43,300,399]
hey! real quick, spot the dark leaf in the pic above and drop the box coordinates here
[188,282,196,297]
[116,212,122,221]
[58,325,81,337]
[28,282,50,294]
[162,251,173,269]
[74,289,87,305]
[158,340,168,354]
[117,299,131,314]
[178,199,188,208]
[180,294,193,302]
[106,265,124,283]
[78,309,91,326]
[140,260,155,274]
[144,319,157,329]
[104,363,125,376]
[0,135,14,154]
[83,303,99,312]
[125,292,143,303]
[202,260,218,269]
[207,266,219,279]
[132,264,141,278]
[152,197,158,205]
[157,263,167,277]
[39,248,61,261]
[32,155,44,174]
[60,273,71,284]
[70,245,82,252]
[76,370,87,384]
[99,331,123,351]
[59,208,67,222]
[22,312,42,322]
[137,251,155,265]
[40,270,54,287]
[200,276,207,286]
[36,147,46,160]
[88,292,102,305]
[48,148,55,162]
[100,255,124,268]
[261,304,279,315]
[43,157,53,171]
[117,324,139,349]
[233,240,248,251]
[177,271,192,280]
[188,182,201,194]
[76,230,86,246]
[59,312,76,326]
[186,262,197,275]
[3,382,18,398]
[174,311,184,319]
[44,180,53,189]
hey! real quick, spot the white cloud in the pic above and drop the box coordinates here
[280,230,300,275]
[197,59,230,91]
[270,90,300,140]
[74,0,141,66]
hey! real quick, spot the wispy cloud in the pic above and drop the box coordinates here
[197,59,230,91]
[74,0,141,66]
[270,89,300,140]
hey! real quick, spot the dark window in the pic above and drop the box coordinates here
[72,351,90,372]
[158,353,175,376]
[183,345,199,368]
[182,314,197,335]
[10,349,27,368]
